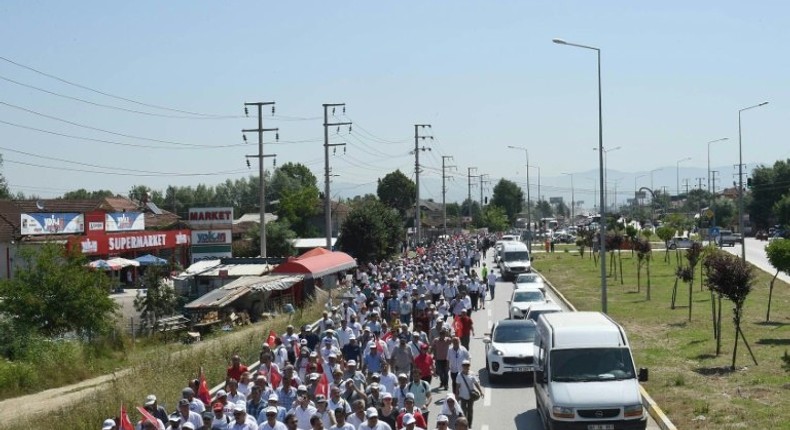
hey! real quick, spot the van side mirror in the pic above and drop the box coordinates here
[638,367,649,382]
[534,369,547,384]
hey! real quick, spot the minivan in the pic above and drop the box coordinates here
[499,241,532,280]
[534,312,648,430]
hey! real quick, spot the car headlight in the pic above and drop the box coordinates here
[490,347,504,356]
[511,306,520,315]
[624,404,643,418]
[552,406,574,419]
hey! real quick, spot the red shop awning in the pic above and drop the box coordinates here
[273,249,356,278]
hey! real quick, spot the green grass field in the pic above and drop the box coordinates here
[534,249,790,430]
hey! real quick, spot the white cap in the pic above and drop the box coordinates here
[436,414,450,423]
[403,413,416,425]
[265,406,278,414]
[102,419,116,430]
[462,359,471,365]
[233,402,246,413]
[268,393,279,402]
[347,360,357,366]
[144,395,156,406]
[365,407,378,418]
[182,423,195,430]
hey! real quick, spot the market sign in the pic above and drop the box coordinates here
[191,229,232,245]
[21,213,84,235]
[188,207,234,226]
[105,212,145,232]
[191,250,233,263]
[71,229,191,255]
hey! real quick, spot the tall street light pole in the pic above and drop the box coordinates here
[706,138,729,198]
[635,174,646,207]
[562,172,575,220]
[508,145,531,254]
[553,37,608,314]
[593,145,621,214]
[738,101,769,261]
[676,157,691,197]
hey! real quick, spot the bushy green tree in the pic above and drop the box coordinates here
[269,163,320,236]
[338,200,404,262]
[377,170,416,218]
[656,226,675,262]
[477,205,509,232]
[134,266,179,332]
[749,159,790,229]
[490,179,524,223]
[765,238,790,321]
[62,189,116,200]
[0,154,10,199]
[0,243,117,337]
[247,219,298,257]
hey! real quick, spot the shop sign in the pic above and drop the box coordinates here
[105,212,145,232]
[89,222,105,231]
[71,229,191,255]
[191,229,232,245]
[188,207,234,226]
[191,250,233,263]
[21,213,84,235]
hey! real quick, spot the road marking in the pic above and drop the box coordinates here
[481,425,489,430]
[487,308,492,317]
[484,387,492,406]
[487,320,493,329]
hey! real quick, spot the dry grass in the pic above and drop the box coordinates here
[3,298,327,430]
[535,250,790,430]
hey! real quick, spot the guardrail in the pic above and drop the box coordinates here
[535,270,678,430]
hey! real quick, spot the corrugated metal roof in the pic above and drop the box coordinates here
[184,274,304,309]
[291,238,337,249]
[198,263,274,277]
[182,259,222,275]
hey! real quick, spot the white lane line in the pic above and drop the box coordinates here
[487,320,493,329]
[481,425,489,430]
[484,387,492,406]
[487,308,492,317]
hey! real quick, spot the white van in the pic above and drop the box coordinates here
[499,241,532,280]
[534,312,648,430]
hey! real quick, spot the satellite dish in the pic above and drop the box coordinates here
[36,200,45,211]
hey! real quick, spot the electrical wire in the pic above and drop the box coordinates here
[4,158,249,177]
[0,55,240,119]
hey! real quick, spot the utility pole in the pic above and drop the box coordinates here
[413,124,433,245]
[441,156,456,235]
[467,167,478,222]
[696,177,705,190]
[683,179,691,196]
[479,174,489,209]
[323,103,351,250]
[242,101,278,259]
[711,170,720,228]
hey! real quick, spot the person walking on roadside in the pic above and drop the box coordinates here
[455,361,483,427]
[446,337,469,395]
[486,270,497,301]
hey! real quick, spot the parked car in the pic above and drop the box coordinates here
[484,319,537,383]
[756,230,769,241]
[514,273,546,293]
[668,236,697,250]
[508,287,547,319]
[718,229,739,247]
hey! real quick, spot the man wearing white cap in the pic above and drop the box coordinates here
[434,414,450,430]
[143,394,169,424]
[102,418,117,430]
[401,413,424,430]
[289,394,317,430]
[261,393,287,424]
[230,402,257,430]
[259,406,287,430]
[455,361,483,427]
[358,408,391,430]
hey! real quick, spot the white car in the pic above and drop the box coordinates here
[514,273,546,293]
[484,319,538,382]
[508,287,546,319]
[524,302,563,322]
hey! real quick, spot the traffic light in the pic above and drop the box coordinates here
[747,177,753,188]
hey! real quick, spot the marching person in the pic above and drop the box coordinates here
[454,361,483,427]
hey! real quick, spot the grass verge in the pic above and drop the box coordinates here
[534,250,790,430]
[3,298,326,430]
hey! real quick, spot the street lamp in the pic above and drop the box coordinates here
[593,145,621,209]
[676,157,692,197]
[529,164,541,203]
[553,37,608,314]
[562,172,575,220]
[508,145,532,254]
[738,101,769,261]
[635,174,647,206]
[649,168,662,222]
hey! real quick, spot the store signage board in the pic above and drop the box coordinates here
[21,213,84,235]
[191,229,232,245]
[188,207,234,226]
[105,212,145,232]
[74,229,191,255]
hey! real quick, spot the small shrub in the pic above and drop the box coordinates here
[673,374,686,386]
[693,401,710,415]
[783,350,790,372]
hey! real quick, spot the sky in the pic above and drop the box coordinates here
[1,1,788,210]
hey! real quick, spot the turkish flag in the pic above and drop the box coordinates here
[270,366,283,389]
[119,404,134,430]
[136,406,158,427]
[294,343,301,360]
[315,371,330,398]
[266,330,277,348]
[381,331,392,342]
[197,368,211,406]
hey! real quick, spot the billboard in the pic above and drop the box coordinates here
[105,212,145,232]
[549,197,564,204]
[21,213,84,235]
[188,207,234,226]
[191,230,232,245]
[73,229,190,255]
[191,251,233,263]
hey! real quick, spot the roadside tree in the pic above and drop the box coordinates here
[247,219,297,258]
[377,170,416,218]
[269,162,320,236]
[749,159,790,229]
[0,243,117,338]
[490,179,524,223]
[338,200,403,262]
[134,266,179,333]
[765,238,790,322]
[477,205,509,232]
[656,226,675,263]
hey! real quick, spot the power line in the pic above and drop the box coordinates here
[0,55,240,118]
[4,158,249,177]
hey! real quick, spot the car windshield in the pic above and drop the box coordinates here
[504,251,530,262]
[516,274,540,283]
[527,309,559,322]
[550,348,636,382]
[493,324,536,343]
[513,290,544,302]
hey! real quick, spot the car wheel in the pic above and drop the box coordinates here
[668,244,677,250]
[487,360,499,383]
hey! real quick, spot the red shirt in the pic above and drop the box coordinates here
[414,353,433,378]
[458,315,473,337]
[227,364,248,382]
[396,409,427,429]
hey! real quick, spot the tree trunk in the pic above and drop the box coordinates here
[665,247,670,263]
[646,258,652,300]
[731,306,741,370]
[716,294,723,355]
[688,278,693,322]
[618,249,624,285]
[767,270,779,322]
[593,250,598,267]
[710,288,717,341]
[637,260,642,292]
[671,277,679,309]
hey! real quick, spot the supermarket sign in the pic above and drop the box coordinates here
[72,229,191,255]
[188,207,234,226]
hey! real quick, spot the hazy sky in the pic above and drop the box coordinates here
[1,1,787,208]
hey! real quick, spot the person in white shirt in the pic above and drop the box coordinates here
[344,400,367,429]
[378,362,398,394]
[486,270,497,300]
[328,407,355,430]
[455,361,483,428]
[446,338,470,395]
[288,394,318,430]
[259,406,287,430]
[230,402,258,430]
[227,379,247,405]
[358,408,391,430]
[337,320,354,348]
[177,399,204,430]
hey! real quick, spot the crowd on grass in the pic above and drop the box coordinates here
[102,234,501,430]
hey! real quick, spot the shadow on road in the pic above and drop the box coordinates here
[514,409,543,430]
[477,367,534,389]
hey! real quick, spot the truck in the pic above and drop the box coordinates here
[534,312,649,430]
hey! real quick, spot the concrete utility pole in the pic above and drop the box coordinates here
[683,179,691,196]
[479,174,489,209]
[413,124,433,244]
[323,103,351,250]
[243,101,278,259]
[467,167,478,221]
[441,156,456,235]
[711,170,720,228]
[562,173,575,220]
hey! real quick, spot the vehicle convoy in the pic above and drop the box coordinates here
[508,287,547,319]
[534,312,649,430]
[514,272,546,293]
[484,319,537,383]
[499,241,532,280]
[525,302,563,322]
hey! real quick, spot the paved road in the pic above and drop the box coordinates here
[424,253,661,430]
[722,238,790,283]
